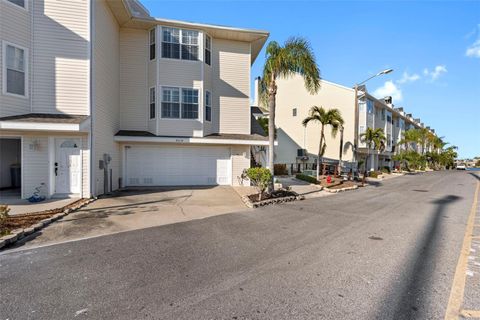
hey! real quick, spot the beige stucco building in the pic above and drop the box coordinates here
[0,0,269,200]
[268,75,356,172]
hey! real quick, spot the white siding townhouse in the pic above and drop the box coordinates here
[0,0,269,199]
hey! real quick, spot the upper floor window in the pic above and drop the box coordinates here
[149,87,156,119]
[292,108,297,117]
[6,0,26,8]
[205,35,211,66]
[205,91,211,121]
[149,29,156,60]
[3,43,27,97]
[387,115,392,123]
[381,109,386,121]
[366,99,374,114]
[162,27,198,61]
[181,88,199,119]
[161,87,198,119]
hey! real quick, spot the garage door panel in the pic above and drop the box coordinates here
[125,145,231,186]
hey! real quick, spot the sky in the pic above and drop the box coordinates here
[142,0,480,158]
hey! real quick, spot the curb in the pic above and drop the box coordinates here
[324,185,359,193]
[0,198,96,250]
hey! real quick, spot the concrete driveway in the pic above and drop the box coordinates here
[15,186,249,249]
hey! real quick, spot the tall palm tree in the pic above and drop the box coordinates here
[259,37,320,191]
[399,128,420,152]
[360,127,386,184]
[302,106,344,178]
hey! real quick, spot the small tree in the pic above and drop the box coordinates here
[246,167,273,201]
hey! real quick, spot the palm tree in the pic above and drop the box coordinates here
[360,127,386,184]
[398,128,420,152]
[302,106,344,178]
[259,37,320,191]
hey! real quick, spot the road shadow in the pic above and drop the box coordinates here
[377,194,462,319]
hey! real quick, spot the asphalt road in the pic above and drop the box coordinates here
[1,171,479,320]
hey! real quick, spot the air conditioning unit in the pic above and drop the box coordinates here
[297,149,307,157]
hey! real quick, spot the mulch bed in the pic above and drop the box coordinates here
[0,198,87,235]
[247,190,297,203]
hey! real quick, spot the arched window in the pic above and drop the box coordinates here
[60,140,78,148]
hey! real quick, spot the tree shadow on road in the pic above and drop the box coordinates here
[377,194,462,320]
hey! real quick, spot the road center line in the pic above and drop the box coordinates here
[444,181,480,320]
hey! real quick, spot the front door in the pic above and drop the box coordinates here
[55,139,81,194]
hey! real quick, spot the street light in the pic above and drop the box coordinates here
[353,68,394,175]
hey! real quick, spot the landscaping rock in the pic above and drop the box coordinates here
[23,227,35,236]
[32,222,44,231]
[0,239,5,249]
[2,233,18,244]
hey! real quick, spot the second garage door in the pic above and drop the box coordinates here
[125,145,232,186]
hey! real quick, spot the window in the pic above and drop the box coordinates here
[4,43,27,97]
[358,101,366,113]
[205,91,211,121]
[161,87,199,119]
[396,118,399,127]
[149,28,156,60]
[181,30,199,61]
[162,27,180,59]
[205,35,211,65]
[367,99,374,114]
[7,0,25,8]
[149,87,156,119]
[381,109,386,121]
[162,27,198,61]
[387,115,392,123]
[292,108,297,117]
[161,87,180,118]
[181,88,199,119]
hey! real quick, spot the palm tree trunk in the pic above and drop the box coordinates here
[362,143,370,186]
[267,82,276,193]
[317,125,324,179]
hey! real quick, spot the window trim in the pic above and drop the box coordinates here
[149,86,156,120]
[149,28,156,61]
[160,86,199,120]
[3,0,28,10]
[205,90,211,122]
[161,26,200,62]
[2,41,29,99]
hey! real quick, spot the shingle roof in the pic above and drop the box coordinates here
[0,113,89,124]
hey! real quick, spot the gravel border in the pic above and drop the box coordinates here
[0,198,95,250]
[241,192,304,208]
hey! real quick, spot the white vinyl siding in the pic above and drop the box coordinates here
[213,39,250,134]
[119,28,148,131]
[0,0,31,117]
[93,0,120,195]
[22,136,49,199]
[231,145,250,186]
[31,0,90,115]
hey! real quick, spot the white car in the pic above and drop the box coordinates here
[456,164,466,170]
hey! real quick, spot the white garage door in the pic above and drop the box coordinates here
[125,145,232,186]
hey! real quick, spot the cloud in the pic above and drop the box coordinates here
[373,80,402,102]
[397,72,420,84]
[466,39,480,58]
[423,65,447,81]
[466,24,480,58]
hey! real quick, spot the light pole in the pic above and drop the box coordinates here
[353,68,393,176]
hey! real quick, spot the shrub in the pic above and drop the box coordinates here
[296,173,319,184]
[274,164,288,176]
[0,204,10,226]
[381,166,391,174]
[369,171,382,178]
[246,167,272,201]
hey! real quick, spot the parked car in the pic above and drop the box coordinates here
[456,164,467,170]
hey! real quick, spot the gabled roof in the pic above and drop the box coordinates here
[106,0,269,64]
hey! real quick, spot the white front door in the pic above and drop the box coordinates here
[55,139,81,194]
